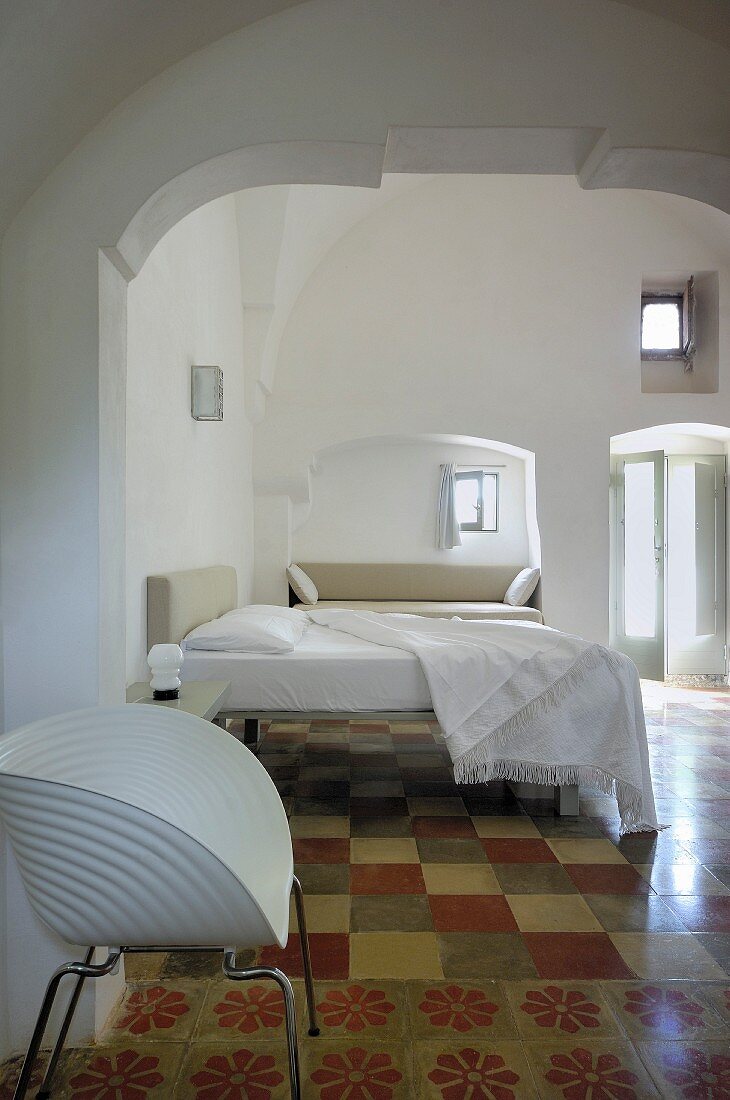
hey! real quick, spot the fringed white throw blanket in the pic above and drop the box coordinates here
[308,610,660,835]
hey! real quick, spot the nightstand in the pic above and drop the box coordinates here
[126,680,231,726]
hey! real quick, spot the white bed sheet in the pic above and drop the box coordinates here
[180,623,432,712]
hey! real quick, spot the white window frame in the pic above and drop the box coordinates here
[641,276,696,369]
[455,469,499,532]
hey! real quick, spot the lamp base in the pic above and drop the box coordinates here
[152,688,180,700]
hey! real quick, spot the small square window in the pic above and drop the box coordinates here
[641,277,695,365]
[641,299,681,353]
[455,470,498,531]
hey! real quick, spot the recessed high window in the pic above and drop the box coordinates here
[455,470,498,532]
[641,277,695,365]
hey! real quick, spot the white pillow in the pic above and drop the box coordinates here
[184,610,307,653]
[233,604,310,626]
[287,564,318,605]
[504,567,540,607]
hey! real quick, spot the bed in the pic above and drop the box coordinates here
[145,566,659,828]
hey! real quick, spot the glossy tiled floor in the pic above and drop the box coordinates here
[1,682,728,1097]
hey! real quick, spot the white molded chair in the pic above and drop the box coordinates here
[0,704,319,1099]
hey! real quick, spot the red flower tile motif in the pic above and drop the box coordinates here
[661,1048,730,1099]
[428,1048,520,1099]
[310,1048,402,1099]
[520,987,601,1034]
[115,986,189,1035]
[212,986,285,1034]
[418,986,500,1033]
[316,985,396,1032]
[190,1050,283,1099]
[623,986,706,1033]
[545,1048,638,1100]
[69,1050,164,1098]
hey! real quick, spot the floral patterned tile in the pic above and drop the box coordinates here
[503,981,620,1040]
[407,980,518,1039]
[104,981,206,1042]
[196,979,291,1042]
[414,1040,538,1099]
[308,981,406,1038]
[58,1044,187,1099]
[524,1039,659,1099]
[180,1041,291,1099]
[699,982,730,1025]
[301,1040,412,1099]
[602,981,727,1041]
[639,1041,730,1099]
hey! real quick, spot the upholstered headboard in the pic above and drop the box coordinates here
[147,566,238,647]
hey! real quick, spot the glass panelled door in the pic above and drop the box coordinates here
[667,455,727,675]
[611,451,665,680]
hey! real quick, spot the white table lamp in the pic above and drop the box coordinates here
[147,644,184,700]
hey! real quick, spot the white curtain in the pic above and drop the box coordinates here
[436,463,462,549]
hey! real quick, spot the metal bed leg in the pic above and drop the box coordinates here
[14,949,120,1100]
[554,783,580,815]
[222,954,301,1100]
[243,718,259,746]
[291,876,320,1036]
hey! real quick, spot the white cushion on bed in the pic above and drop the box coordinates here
[504,567,540,607]
[184,610,308,653]
[287,564,318,605]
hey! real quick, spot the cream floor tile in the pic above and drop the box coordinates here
[421,863,502,895]
[288,894,350,933]
[350,838,420,864]
[546,839,629,864]
[288,815,350,838]
[350,932,443,979]
[506,894,604,932]
[608,933,727,979]
[472,817,541,838]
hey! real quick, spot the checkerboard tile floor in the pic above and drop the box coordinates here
[2,682,728,1097]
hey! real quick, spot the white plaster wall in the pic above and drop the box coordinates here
[293,440,530,567]
[126,196,253,682]
[256,176,730,642]
[0,0,729,1063]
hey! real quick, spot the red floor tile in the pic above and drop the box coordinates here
[429,895,519,932]
[391,732,434,743]
[412,817,478,839]
[292,838,351,864]
[350,863,426,895]
[662,895,730,933]
[564,864,654,894]
[258,933,349,980]
[481,839,558,863]
[523,932,636,979]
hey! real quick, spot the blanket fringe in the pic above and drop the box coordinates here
[453,755,663,835]
[454,644,663,835]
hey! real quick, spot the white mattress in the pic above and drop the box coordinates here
[181,624,432,712]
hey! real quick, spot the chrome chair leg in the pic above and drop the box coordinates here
[14,949,120,1100]
[291,875,319,1036]
[222,953,301,1100]
[36,946,95,1098]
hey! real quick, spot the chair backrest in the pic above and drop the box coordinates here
[0,706,293,948]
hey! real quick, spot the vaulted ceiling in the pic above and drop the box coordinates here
[1,0,728,232]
